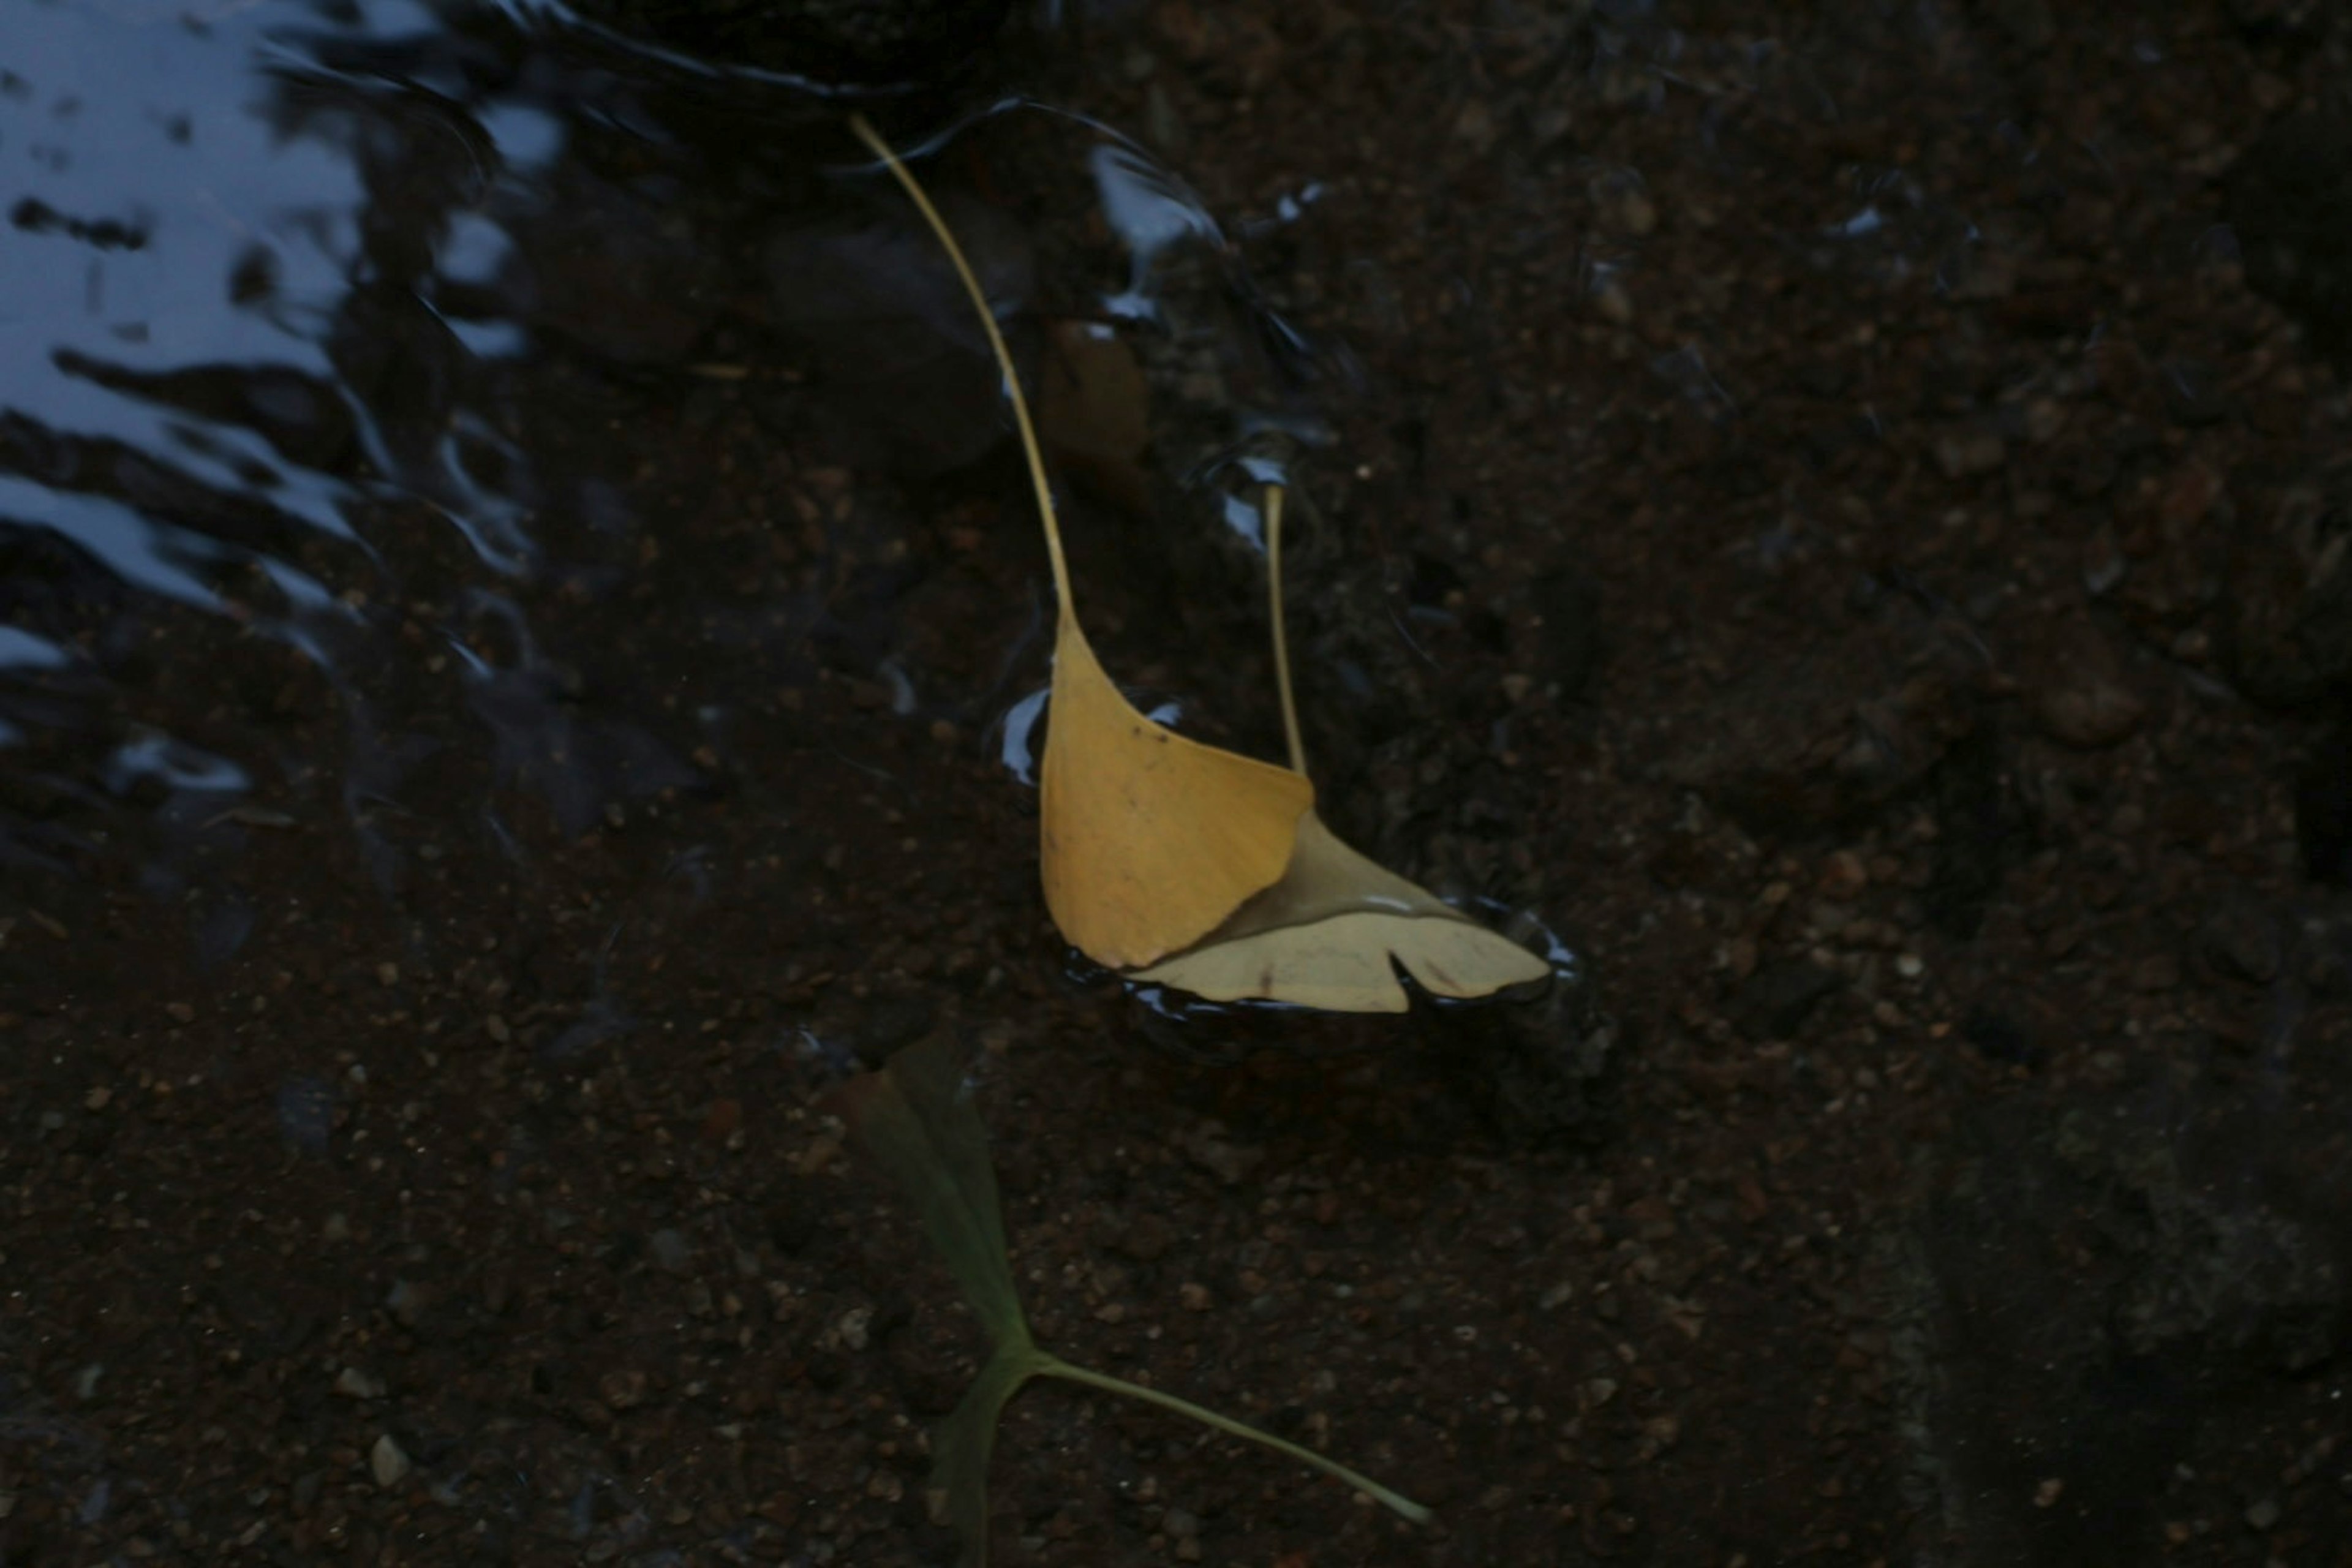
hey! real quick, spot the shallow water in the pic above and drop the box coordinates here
[1,2,1339,904]
[5,3,2350,1565]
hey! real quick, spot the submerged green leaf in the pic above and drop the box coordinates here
[831,1035,1029,1352]
[832,1038,1042,1566]
[831,1035,1434,1565]
[929,1340,1050,1552]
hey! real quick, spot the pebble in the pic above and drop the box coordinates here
[368,1434,410,1489]
[1934,428,2007,479]
[599,1369,647,1409]
[384,1279,424,1328]
[1817,850,1869,901]
[334,1367,386,1400]
[649,1228,693,1273]
[1181,1125,1264,1185]
[2245,1496,2280,1531]
[2033,632,2145,749]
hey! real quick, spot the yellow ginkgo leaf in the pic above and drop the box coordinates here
[853,117,1545,1009]
[1041,614,1312,968]
[1133,810,1554,1013]
[852,115,1311,970]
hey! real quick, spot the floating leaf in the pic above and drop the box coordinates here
[830,1035,1431,1567]
[1038,619,1311,967]
[851,115,1311,971]
[851,118,1541,1009]
[1136,486,1553,1011]
[1134,809,1555,1012]
[826,1033,1028,1349]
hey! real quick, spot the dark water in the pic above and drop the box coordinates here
[1,4,1182,899]
[0,1,1352,907]
[5,4,2350,1566]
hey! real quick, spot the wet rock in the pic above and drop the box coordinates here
[1726,960,1841,1041]
[2029,626,2146,749]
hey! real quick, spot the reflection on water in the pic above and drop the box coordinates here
[6,0,565,870]
[2,2,2346,1562]
[1,2,1324,924]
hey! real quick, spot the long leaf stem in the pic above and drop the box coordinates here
[1035,1354,1432,1525]
[850,114,1076,616]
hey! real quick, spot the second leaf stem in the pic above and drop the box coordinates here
[1035,1354,1432,1525]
